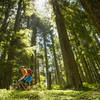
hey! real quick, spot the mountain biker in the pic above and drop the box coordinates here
[19,66,33,89]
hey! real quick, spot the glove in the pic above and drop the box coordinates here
[18,79,21,81]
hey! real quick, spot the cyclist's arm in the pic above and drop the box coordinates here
[19,69,27,80]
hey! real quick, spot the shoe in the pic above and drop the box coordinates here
[26,85,30,89]
[25,82,28,86]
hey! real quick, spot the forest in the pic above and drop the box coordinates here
[0,0,100,100]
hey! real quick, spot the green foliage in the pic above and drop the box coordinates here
[24,0,35,17]
[83,82,100,90]
[0,0,100,92]
[51,85,61,90]
[0,83,100,100]
[4,29,36,66]
[33,75,46,90]
[0,89,40,100]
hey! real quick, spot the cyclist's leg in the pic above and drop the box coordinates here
[26,75,33,83]
[24,75,33,89]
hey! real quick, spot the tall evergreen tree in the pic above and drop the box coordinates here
[51,0,82,89]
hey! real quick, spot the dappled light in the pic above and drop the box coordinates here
[0,0,100,100]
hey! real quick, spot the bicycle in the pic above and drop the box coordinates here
[13,80,30,90]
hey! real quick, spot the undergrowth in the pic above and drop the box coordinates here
[0,83,100,100]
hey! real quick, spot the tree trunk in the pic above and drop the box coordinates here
[4,0,23,89]
[6,48,14,89]
[93,34,100,49]
[0,49,7,61]
[0,64,12,89]
[42,57,45,76]
[82,55,94,83]
[30,28,37,84]
[0,2,11,32]
[43,35,51,90]
[49,72,52,89]
[0,10,9,32]
[74,48,86,82]
[14,0,23,33]
[50,32,62,87]
[79,0,100,37]
[88,55,100,83]
[52,0,82,89]
[37,60,40,84]
[34,50,37,84]
[27,16,30,29]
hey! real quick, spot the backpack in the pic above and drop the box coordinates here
[27,68,33,75]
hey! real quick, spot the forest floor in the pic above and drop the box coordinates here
[0,83,100,100]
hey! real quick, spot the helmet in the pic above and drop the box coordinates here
[20,66,24,68]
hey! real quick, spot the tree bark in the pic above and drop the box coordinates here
[27,16,30,29]
[74,48,86,82]
[93,34,100,49]
[43,35,51,89]
[79,0,100,37]
[42,57,45,76]
[4,0,23,89]
[31,28,37,84]
[34,50,37,84]
[50,32,62,87]
[14,0,23,33]
[88,55,100,83]
[82,55,94,83]
[0,2,11,32]
[52,0,82,89]
[37,60,40,84]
